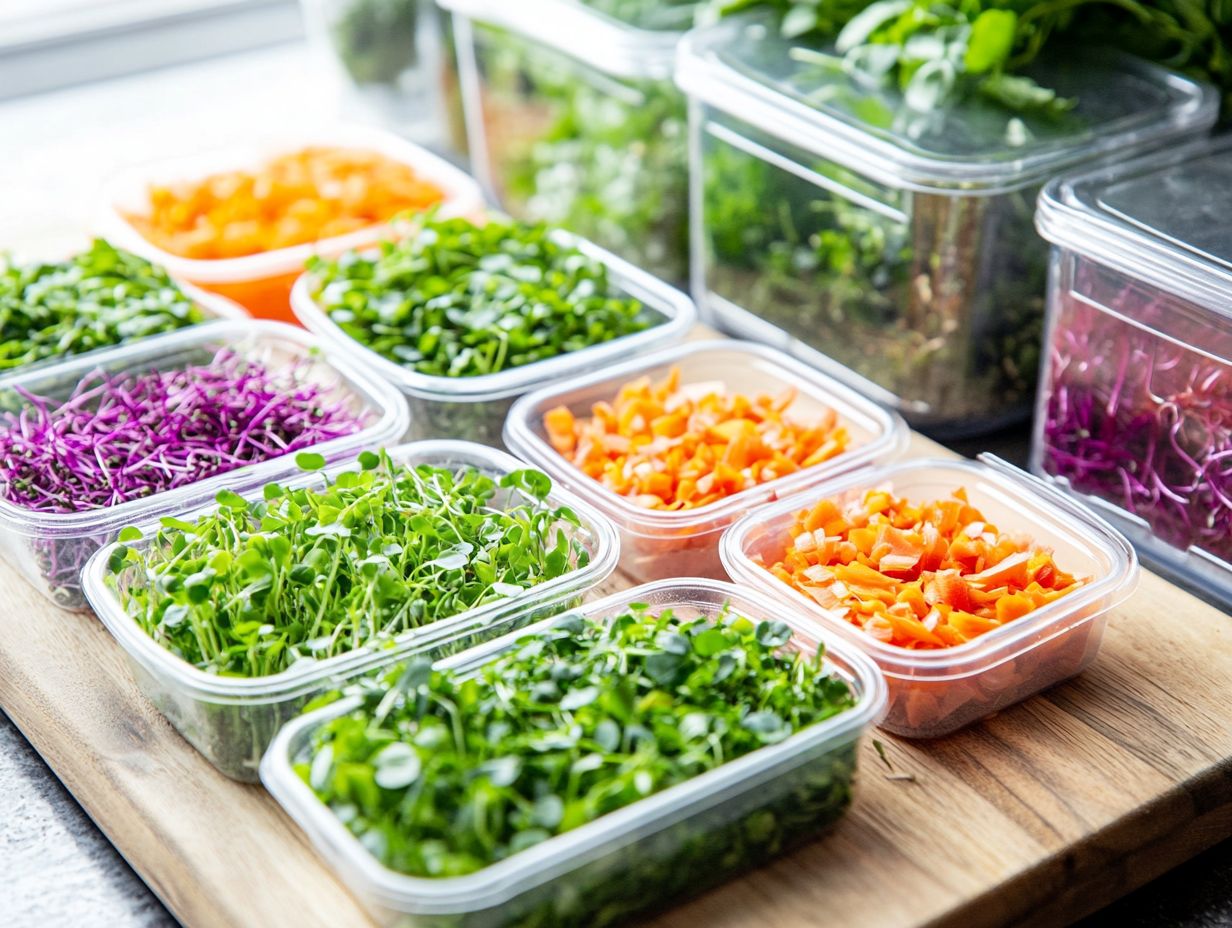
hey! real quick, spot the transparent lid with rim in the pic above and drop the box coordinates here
[675,14,1219,193]
[438,0,701,79]
[1036,134,1232,315]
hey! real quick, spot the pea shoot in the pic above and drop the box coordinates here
[299,603,858,885]
[306,216,654,378]
[106,451,589,677]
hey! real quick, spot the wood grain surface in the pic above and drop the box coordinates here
[1,430,1230,928]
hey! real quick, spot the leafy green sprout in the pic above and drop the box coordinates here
[106,450,589,678]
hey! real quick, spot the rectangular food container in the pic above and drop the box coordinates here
[97,124,485,324]
[0,320,408,611]
[503,340,906,582]
[1032,136,1232,607]
[260,577,886,928]
[292,232,695,447]
[676,15,1218,437]
[82,439,618,781]
[437,0,698,283]
[722,457,1138,738]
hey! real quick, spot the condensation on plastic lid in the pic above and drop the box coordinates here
[95,123,486,284]
[438,0,683,80]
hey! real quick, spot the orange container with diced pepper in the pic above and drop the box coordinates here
[97,125,484,324]
[722,456,1140,738]
[503,340,907,582]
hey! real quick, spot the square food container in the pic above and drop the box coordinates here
[291,232,695,447]
[676,15,1218,437]
[97,124,485,324]
[0,320,408,611]
[437,0,698,282]
[1033,136,1232,607]
[82,439,619,781]
[722,457,1138,738]
[260,577,887,928]
[503,340,906,583]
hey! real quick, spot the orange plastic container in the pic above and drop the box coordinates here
[97,125,484,324]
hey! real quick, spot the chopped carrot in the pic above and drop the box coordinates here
[759,486,1089,650]
[126,146,445,260]
[543,368,852,511]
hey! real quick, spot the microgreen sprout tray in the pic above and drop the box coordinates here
[292,231,695,447]
[261,578,886,928]
[722,456,1138,738]
[82,440,618,781]
[97,124,484,321]
[504,340,906,583]
[1032,136,1232,607]
[0,320,407,610]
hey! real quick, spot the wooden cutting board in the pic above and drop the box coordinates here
[1,430,1230,928]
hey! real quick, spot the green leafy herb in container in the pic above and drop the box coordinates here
[294,214,693,445]
[95,443,613,779]
[678,13,1217,435]
[269,583,877,928]
[0,239,228,373]
[439,0,701,283]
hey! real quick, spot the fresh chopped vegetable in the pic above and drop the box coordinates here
[544,366,850,509]
[761,485,1088,648]
[298,602,857,891]
[470,23,690,281]
[1040,280,1232,564]
[0,350,364,514]
[0,239,207,371]
[106,452,587,677]
[126,146,445,259]
[307,216,654,377]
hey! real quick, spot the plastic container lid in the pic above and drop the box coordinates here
[1036,134,1232,314]
[675,15,1219,193]
[291,232,696,403]
[97,124,484,285]
[260,577,886,918]
[437,0,695,80]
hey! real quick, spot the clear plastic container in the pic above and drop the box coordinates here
[504,340,906,582]
[0,271,247,378]
[81,439,619,782]
[300,0,451,152]
[0,320,408,611]
[260,577,887,928]
[1032,136,1232,607]
[97,124,485,324]
[291,232,696,447]
[437,0,700,282]
[722,456,1138,739]
[676,15,1219,436]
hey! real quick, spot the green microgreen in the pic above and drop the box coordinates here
[0,238,206,371]
[106,451,589,677]
[298,602,857,878]
[307,216,654,379]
